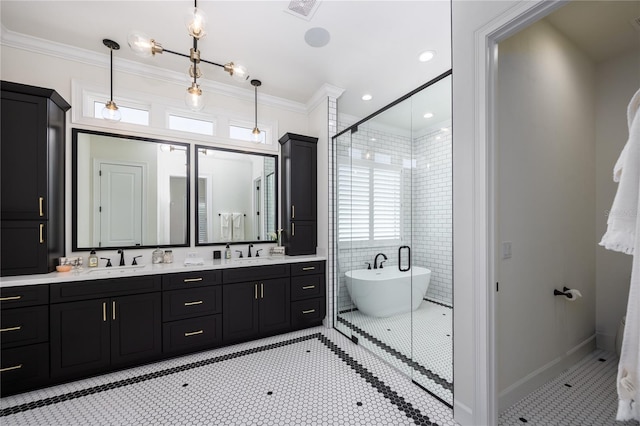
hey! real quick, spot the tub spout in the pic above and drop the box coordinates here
[373,253,387,269]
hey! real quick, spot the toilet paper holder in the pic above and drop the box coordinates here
[554,286,578,299]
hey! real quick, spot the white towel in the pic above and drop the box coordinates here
[220,213,231,241]
[232,213,244,241]
[600,88,640,255]
[600,88,640,421]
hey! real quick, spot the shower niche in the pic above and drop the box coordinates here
[332,71,453,405]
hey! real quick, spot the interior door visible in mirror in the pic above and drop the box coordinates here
[72,129,190,250]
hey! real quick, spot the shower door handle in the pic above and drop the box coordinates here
[398,246,411,272]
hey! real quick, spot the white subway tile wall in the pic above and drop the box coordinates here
[333,123,453,312]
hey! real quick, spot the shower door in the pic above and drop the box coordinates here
[333,72,453,407]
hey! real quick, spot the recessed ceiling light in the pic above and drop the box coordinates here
[362,94,372,101]
[423,112,434,119]
[419,50,436,62]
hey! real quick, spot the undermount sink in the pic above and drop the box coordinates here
[85,265,148,275]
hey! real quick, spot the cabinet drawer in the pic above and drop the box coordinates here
[291,274,325,301]
[163,287,222,322]
[162,315,222,353]
[162,270,222,291]
[1,305,48,349]
[223,264,290,284]
[0,284,48,308]
[0,343,49,396]
[51,275,161,303]
[290,261,324,276]
[291,298,326,329]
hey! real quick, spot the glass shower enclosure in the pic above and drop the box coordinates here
[333,71,453,406]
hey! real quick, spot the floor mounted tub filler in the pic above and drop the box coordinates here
[345,266,431,318]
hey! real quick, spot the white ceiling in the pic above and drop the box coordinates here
[0,0,453,121]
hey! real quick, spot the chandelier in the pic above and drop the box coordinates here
[127,0,250,111]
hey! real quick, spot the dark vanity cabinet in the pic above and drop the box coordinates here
[49,276,162,381]
[161,271,223,354]
[0,285,50,395]
[279,133,318,255]
[290,261,326,329]
[1,81,70,277]
[222,264,291,343]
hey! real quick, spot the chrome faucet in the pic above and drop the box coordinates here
[373,253,387,269]
[118,249,125,266]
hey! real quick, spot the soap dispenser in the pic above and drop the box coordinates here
[225,244,232,260]
[88,250,98,268]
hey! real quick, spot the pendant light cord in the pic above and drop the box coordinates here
[109,47,114,102]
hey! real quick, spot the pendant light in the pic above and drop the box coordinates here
[251,79,262,142]
[102,39,121,122]
[128,0,251,112]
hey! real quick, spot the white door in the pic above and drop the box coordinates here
[97,162,143,247]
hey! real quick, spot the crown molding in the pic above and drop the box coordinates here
[306,83,345,112]
[0,25,308,114]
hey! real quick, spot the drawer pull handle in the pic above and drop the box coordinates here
[302,266,315,271]
[302,285,316,290]
[0,364,23,373]
[0,295,22,301]
[183,278,203,283]
[302,309,316,314]
[184,330,203,337]
[112,301,116,320]
[39,224,45,243]
[39,197,44,217]
[103,302,107,322]
[261,283,264,299]
[255,284,258,300]
[184,300,203,306]
[0,326,22,333]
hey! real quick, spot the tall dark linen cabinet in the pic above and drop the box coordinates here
[279,133,318,255]
[1,81,70,276]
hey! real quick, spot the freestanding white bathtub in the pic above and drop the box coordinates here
[345,266,431,318]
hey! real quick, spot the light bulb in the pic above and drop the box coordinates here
[224,62,250,82]
[127,31,162,57]
[185,83,204,111]
[251,127,262,142]
[102,101,121,122]
[185,7,208,39]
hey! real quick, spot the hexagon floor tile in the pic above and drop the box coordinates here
[0,327,458,426]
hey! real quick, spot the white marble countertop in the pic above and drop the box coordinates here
[0,255,326,288]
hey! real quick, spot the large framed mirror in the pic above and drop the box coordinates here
[195,145,277,245]
[73,129,190,250]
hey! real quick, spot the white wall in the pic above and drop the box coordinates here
[496,18,596,410]
[595,49,639,350]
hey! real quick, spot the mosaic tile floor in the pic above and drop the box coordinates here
[337,300,453,406]
[499,349,640,426]
[0,327,457,426]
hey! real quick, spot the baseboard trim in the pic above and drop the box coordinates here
[453,399,474,426]
[497,334,596,413]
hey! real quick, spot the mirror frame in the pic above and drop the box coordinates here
[194,144,278,246]
[72,128,191,251]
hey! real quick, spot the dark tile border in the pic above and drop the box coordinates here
[1,332,440,425]
[424,298,453,309]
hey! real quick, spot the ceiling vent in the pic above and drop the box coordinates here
[285,0,321,21]
[631,16,640,32]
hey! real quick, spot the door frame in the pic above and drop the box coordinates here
[462,1,569,424]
